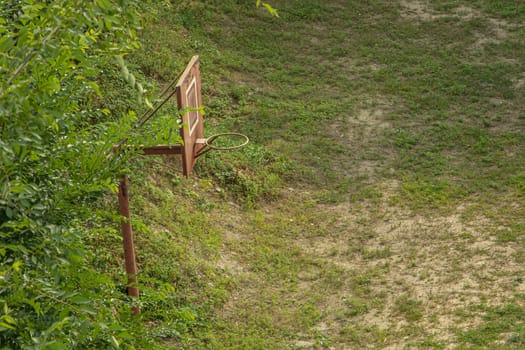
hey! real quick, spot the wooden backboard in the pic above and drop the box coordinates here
[176,56,204,177]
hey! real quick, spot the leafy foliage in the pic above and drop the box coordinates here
[0,0,279,347]
[0,1,157,348]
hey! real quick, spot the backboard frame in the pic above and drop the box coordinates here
[176,55,204,177]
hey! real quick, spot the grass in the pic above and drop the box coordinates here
[89,0,525,348]
[456,301,525,349]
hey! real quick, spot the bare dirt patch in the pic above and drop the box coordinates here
[327,97,397,182]
[293,179,524,347]
[512,74,525,89]
[399,0,441,21]
[400,1,493,23]
[399,1,514,51]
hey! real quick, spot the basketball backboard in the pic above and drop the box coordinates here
[176,55,204,177]
[139,56,246,177]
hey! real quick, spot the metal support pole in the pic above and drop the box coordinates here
[117,174,140,315]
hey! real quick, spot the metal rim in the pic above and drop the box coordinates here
[204,132,249,151]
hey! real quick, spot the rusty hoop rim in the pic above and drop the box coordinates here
[205,132,249,151]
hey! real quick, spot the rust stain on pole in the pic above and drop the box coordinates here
[118,174,140,315]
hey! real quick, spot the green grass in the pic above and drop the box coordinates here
[456,301,525,349]
[88,0,525,348]
[394,295,424,322]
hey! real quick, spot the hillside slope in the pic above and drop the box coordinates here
[104,1,525,348]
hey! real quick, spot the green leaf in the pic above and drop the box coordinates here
[136,82,144,94]
[44,341,68,350]
[115,55,124,67]
[105,18,113,30]
[0,322,16,331]
[12,260,22,272]
[44,317,71,336]
[262,3,279,17]
[128,73,135,87]
[0,36,15,52]
[145,97,153,109]
[3,316,16,325]
[121,65,129,81]
[79,305,97,316]
[88,81,101,96]
[110,335,120,349]
[70,296,91,304]
[96,0,112,11]
[41,75,61,94]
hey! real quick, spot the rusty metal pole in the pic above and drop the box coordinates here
[117,174,140,315]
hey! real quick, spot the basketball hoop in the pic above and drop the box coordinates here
[113,56,251,316]
[195,132,249,157]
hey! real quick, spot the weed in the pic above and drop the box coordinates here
[394,296,424,322]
